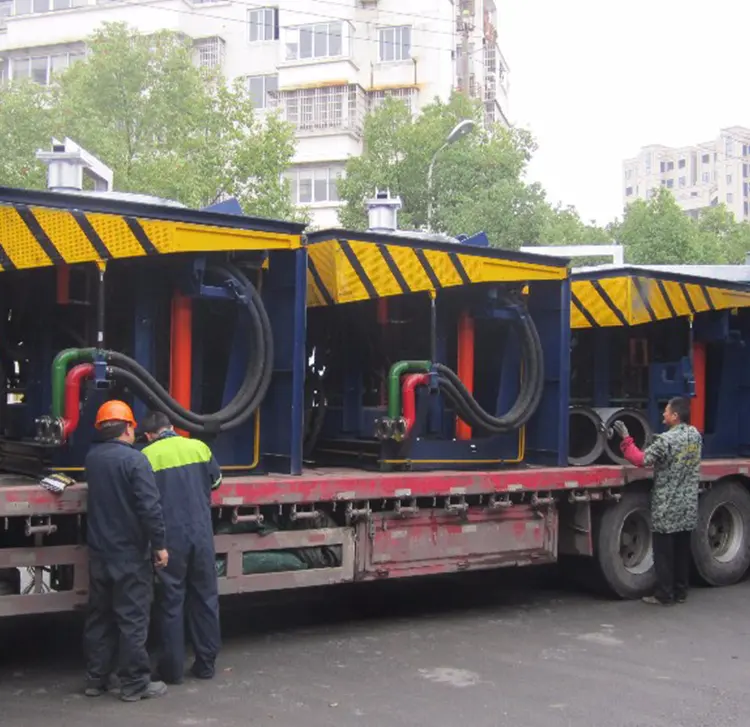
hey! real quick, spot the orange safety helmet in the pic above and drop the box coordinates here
[95,400,137,430]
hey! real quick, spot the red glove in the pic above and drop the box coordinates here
[620,435,645,467]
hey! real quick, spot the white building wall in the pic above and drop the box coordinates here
[0,0,510,227]
[623,127,750,222]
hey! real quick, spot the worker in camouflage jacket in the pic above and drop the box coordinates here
[613,396,702,606]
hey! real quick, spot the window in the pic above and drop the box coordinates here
[727,173,733,185]
[368,87,416,115]
[0,0,10,28]
[702,153,710,164]
[288,166,342,205]
[11,50,82,84]
[248,7,278,42]
[378,25,411,62]
[678,158,686,169]
[702,171,710,183]
[666,179,674,189]
[745,163,749,178]
[625,186,633,196]
[14,0,70,12]
[727,193,734,203]
[745,201,749,216]
[194,37,225,69]
[726,138,734,156]
[285,21,342,61]
[679,176,686,188]
[248,74,277,109]
[281,85,365,133]
[643,153,651,173]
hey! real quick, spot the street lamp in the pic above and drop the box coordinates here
[427,119,476,231]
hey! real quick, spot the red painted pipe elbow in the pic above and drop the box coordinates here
[62,363,95,440]
[401,373,431,439]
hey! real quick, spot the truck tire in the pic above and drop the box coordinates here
[691,480,750,587]
[595,491,657,599]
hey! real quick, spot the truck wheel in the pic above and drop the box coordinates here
[595,491,657,599]
[691,481,750,587]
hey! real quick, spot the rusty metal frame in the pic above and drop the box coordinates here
[214,527,355,595]
[0,544,88,617]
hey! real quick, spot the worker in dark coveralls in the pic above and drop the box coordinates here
[83,400,169,702]
[614,396,702,606]
[141,410,222,684]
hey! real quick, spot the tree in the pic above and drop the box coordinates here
[338,94,553,249]
[612,188,750,265]
[0,24,301,219]
[0,81,54,190]
[539,204,613,246]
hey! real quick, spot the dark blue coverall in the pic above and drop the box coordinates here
[84,440,166,699]
[143,432,222,683]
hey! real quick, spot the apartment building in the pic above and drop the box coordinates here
[623,126,750,222]
[0,0,510,227]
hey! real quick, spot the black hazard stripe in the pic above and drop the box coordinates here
[71,210,111,261]
[15,205,64,264]
[124,217,158,255]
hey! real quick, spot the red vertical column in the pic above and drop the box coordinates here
[456,310,475,440]
[170,292,192,437]
[691,341,706,433]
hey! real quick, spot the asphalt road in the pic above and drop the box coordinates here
[2,569,750,727]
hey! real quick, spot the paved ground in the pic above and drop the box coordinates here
[2,569,750,727]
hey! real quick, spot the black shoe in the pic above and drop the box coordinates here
[120,681,168,702]
[84,685,106,698]
[84,674,119,697]
[189,664,215,680]
[675,593,687,604]
[642,595,674,606]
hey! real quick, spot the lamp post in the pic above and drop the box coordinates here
[426,119,476,231]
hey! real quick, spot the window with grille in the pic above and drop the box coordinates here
[248,6,278,42]
[194,37,225,69]
[288,165,343,205]
[378,26,411,62]
[285,22,342,61]
[247,74,278,109]
[368,88,416,115]
[281,85,364,134]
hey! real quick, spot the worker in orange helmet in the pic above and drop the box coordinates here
[82,399,169,702]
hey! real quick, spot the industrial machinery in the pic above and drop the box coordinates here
[303,192,570,471]
[5,145,750,618]
[569,265,750,465]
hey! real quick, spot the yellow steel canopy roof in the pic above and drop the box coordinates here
[305,230,569,307]
[0,186,304,272]
[571,266,750,328]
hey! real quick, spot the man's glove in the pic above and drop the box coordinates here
[612,420,630,439]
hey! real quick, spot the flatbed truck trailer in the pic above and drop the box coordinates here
[3,459,750,617]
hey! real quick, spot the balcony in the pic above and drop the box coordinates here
[277,84,367,138]
[193,35,225,70]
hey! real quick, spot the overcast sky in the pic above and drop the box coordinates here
[501,0,750,226]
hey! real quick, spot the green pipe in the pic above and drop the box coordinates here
[387,360,431,419]
[51,347,97,418]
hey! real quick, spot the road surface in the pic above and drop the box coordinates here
[1,569,749,727]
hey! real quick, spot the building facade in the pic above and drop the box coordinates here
[0,0,510,227]
[623,126,750,222]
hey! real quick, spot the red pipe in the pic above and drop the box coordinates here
[56,265,70,305]
[456,310,475,440]
[170,292,193,437]
[691,341,706,433]
[62,363,95,440]
[401,373,430,438]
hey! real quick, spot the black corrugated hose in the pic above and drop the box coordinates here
[434,300,544,433]
[106,262,273,435]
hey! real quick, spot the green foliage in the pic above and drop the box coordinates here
[0,81,53,189]
[338,93,554,249]
[612,187,750,265]
[338,93,612,253]
[0,23,300,219]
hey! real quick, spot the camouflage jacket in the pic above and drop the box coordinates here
[642,423,702,533]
